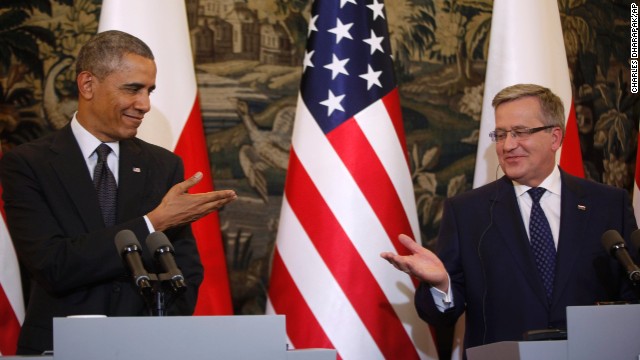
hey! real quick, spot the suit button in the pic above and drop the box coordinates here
[113,283,121,292]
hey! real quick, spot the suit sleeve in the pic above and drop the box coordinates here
[616,188,639,302]
[161,160,203,315]
[415,198,466,327]
[0,148,151,296]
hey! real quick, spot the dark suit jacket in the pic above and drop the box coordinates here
[0,125,204,354]
[415,169,638,352]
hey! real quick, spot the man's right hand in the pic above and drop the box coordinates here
[147,172,237,232]
[380,234,449,293]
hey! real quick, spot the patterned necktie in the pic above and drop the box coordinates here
[528,187,556,302]
[93,143,117,227]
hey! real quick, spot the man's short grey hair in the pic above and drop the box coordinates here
[75,30,154,79]
[492,83,566,137]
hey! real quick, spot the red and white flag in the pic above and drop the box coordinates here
[0,148,25,355]
[98,0,233,315]
[473,0,584,188]
[266,1,436,358]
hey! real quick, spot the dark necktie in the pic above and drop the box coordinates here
[528,187,556,302]
[93,143,117,227]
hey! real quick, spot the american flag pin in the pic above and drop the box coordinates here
[577,205,586,211]
[133,167,141,173]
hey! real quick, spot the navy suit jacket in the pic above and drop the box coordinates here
[415,169,638,351]
[0,125,204,354]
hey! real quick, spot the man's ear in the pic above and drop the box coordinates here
[550,126,563,151]
[77,71,95,100]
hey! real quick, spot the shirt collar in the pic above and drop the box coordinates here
[512,165,562,198]
[71,113,120,159]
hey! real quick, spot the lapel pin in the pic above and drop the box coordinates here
[577,205,586,211]
[133,167,141,173]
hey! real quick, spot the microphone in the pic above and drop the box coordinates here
[601,230,640,282]
[145,231,186,291]
[114,230,152,289]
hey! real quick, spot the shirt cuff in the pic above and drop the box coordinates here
[143,215,156,233]
[429,276,454,312]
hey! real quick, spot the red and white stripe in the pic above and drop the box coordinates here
[473,0,584,188]
[0,158,24,355]
[98,0,232,315]
[267,90,437,359]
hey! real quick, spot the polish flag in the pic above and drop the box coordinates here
[98,0,232,315]
[473,0,584,188]
[0,146,25,355]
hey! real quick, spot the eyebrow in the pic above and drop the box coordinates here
[122,82,156,92]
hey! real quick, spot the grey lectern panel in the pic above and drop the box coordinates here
[287,349,337,360]
[54,315,285,360]
[466,340,567,360]
[567,304,640,360]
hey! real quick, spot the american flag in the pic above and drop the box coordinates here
[266,0,436,359]
[0,145,24,355]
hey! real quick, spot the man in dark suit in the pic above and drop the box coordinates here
[381,84,638,353]
[0,30,237,355]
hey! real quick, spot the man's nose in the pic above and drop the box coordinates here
[502,131,519,149]
[135,93,151,113]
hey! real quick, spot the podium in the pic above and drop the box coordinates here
[565,304,640,359]
[467,304,640,360]
[466,340,567,360]
[51,315,336,360]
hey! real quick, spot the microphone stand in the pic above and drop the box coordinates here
[139,273,186,316]
[154,288,166,317]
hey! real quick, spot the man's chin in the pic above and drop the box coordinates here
[501,166,525,181]
[120,129,138,140]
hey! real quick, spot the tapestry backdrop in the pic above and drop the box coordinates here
[0,0,638,316]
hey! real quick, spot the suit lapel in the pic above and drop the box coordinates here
[50,128,150,229]
[552,171,589,305]
[492,176,550,306]
[49,125,105,230]
[117,139,148,223]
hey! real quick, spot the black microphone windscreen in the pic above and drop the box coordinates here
[115,229,141,254]
[601,229,624,251]
[631,229,640,252]
[146,231,174,253]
